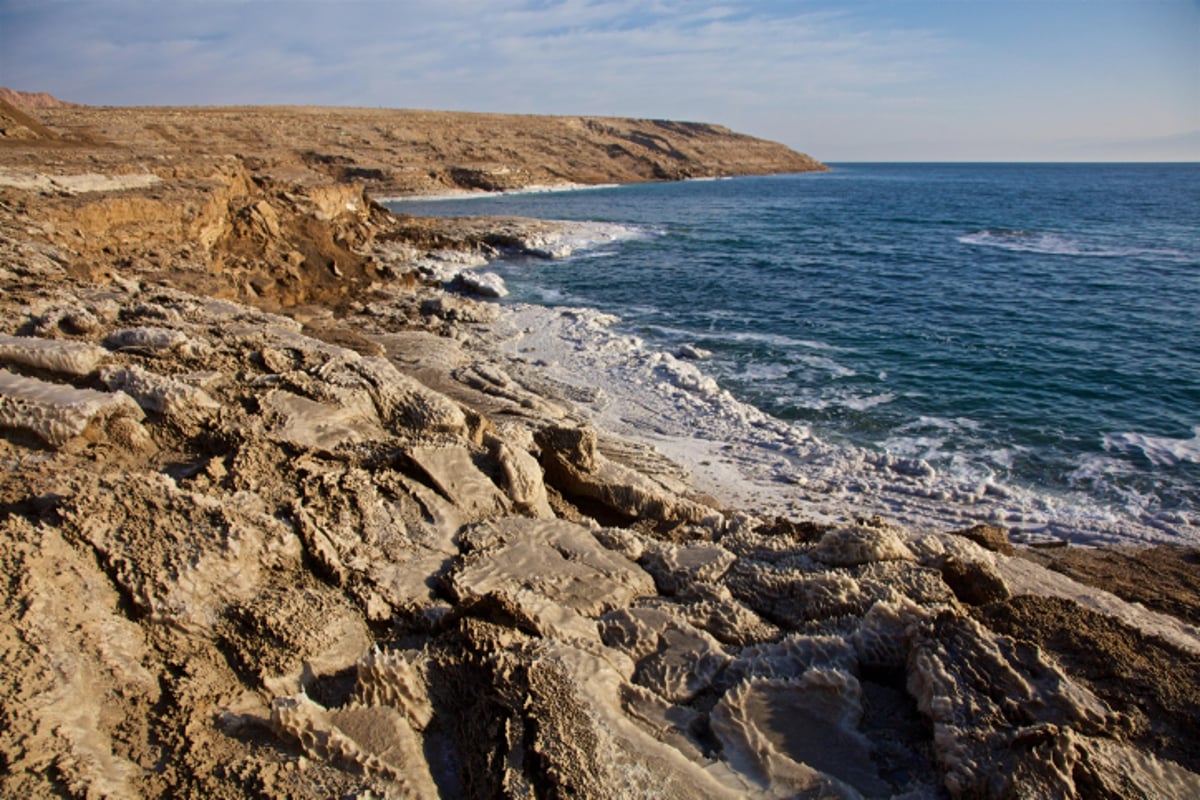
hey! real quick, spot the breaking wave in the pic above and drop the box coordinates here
[958,229,1191,260]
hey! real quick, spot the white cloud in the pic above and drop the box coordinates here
[3,0,1195,160]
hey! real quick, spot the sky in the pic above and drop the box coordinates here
[1,0,1197,161]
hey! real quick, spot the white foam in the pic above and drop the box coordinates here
[380,182,620,203]
[958,229,1192,261]
[515,220,657,259]
[1103,426,1200,467]
[484,303,1198,547]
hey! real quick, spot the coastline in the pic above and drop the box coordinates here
[2,103,1199,798]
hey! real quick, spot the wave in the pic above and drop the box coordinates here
[487,302,1197,547]
[958,229,1192,260]
[1103,426,1200,467]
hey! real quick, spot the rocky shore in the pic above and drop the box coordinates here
[2,99,1199,799]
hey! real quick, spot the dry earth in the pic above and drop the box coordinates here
[1,96,1198,799]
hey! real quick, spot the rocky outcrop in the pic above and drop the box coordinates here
[1,111,1198,799]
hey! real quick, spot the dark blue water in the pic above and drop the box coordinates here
[389,164,1200,542]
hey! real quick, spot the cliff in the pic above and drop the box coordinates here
[9,104,825,196]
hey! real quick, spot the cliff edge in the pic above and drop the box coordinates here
[4,103,825,196]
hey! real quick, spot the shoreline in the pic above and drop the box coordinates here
[2,103,1199,798]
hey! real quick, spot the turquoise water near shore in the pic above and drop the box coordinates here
[389,164,1200,543]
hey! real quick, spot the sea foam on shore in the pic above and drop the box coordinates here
[481,277,1193,549]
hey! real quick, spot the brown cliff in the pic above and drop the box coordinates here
[4,104,825,195]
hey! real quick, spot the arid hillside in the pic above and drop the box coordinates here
[2,101,825,195]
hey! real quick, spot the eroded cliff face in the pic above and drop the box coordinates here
[1,108,1199,799]
[4,103,825,197]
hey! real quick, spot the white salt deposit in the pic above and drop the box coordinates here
[487,302,1192,546]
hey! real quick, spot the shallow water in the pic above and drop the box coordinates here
[388,164,1200,545]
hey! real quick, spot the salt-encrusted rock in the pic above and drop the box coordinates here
[28,304,105,336]
[664,588,781,647]
[0,369,143,446]
[0,333,107,376]
[487,432,555,519]
[59,474,302,633]
[853,598,929,671]
[0,517,158,800]
[290,463,452,619]
[260,387,387,450]
[711,672,890,798]
[420,294,501,323]
[725,559,873,624]
[99,364,220,424]
[453,270,508,298]
[640,540,737,596]
[600,607,730,703]
[853,560,955,607]
[221,582,372,695]
[407,444,512,520]
[811,522,916,567]
[451,518,656,644]
[726,634,859,684]
[103,326,207,358]
[351,356,468,436]
[907,611,1117,798]
[271,693,437,795]
[536,423,711,524]
[354,648,434,731]
[950,523,1016,556]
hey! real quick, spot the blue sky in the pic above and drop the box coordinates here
[1,0,1196,161]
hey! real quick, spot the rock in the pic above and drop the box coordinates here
[536,423,711,525]
[600,606,730,703]
[453,270,508,298]
[640,540,737,596]
[99,364,220,424]
[0,368,143,446]
[420,294,501,323]
[810,522,916,567]
[450,518,657,643]
[675,344,712,360]
[406,444,512,521]
[59,474,303,633]
[725,560,874,624]
[487,433,555,519]
[940,555,1011,605]
[272,693,437,794]
[0,333,107,376]
[352,356,468,436]
[951,523,1016,556]
[103,326,193,354]
[906,611,1116,798]
[260,387,387,450]
[711,672,889,798]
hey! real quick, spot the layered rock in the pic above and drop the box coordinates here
[1,114,1198,799]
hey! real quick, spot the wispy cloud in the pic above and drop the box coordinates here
[2,2,947,115]
[2,0,1196,160]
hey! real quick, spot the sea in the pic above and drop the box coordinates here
[387,163,1200,547]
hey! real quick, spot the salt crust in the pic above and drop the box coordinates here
[0,368,142,446]
[0,333,107,376]
[3,280,1197,797]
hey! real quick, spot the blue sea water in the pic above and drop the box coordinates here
[389,164,1200,544]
